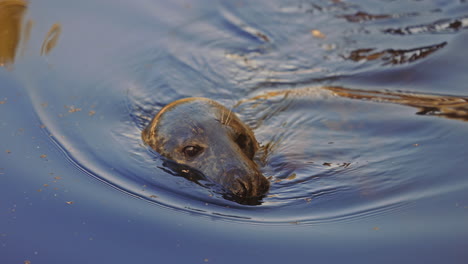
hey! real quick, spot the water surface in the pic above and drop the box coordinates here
[1,0,468,263]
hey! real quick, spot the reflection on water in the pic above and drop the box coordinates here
[0,0,61,67]
[326,86,468,122]
[347,42,447,65]
[237,86,468,122]
[0,0,28,67]
[40,23,61,56]
[384,15,468,35]
[2,0,468,263]
[340,11,394,23]
[8,0,468,225]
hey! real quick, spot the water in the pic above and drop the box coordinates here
[1,0,468,263]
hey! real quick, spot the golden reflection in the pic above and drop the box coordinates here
[347,42,447,65]
[325,86,468,122]
[0,0,28,67]
[0,0,61,67]
[40,23,61,56]
[237,86,468,122]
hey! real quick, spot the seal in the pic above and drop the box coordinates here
[142,97,270,203]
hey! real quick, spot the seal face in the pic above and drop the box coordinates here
[142,98,270,203]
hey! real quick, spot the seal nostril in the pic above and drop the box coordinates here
[224,169,251,197]
[235,178,249,196]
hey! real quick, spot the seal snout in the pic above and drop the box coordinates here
[224,169,269,198]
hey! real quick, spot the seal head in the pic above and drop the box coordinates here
[142,98,269,203]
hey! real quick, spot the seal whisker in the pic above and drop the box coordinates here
[221,109,227,124]
[225,107,233,126]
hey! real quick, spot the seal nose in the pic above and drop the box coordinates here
[224,169,269,198]
[225,169,251,198]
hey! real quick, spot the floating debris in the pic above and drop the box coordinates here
[286,173,296,180]
[311,29,326,39]
[65,105,82,113]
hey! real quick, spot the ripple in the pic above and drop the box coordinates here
[21,0,468,226]
[384,15,468,35]
[112,83,468,225]
[347,42,447,65]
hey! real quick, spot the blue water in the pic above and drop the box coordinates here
[2,0,468,263]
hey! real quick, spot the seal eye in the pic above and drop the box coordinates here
[235,134,248,150]
[235,133,254,158]
[183,145,202,158]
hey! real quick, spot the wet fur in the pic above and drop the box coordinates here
[142,98,270,203]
